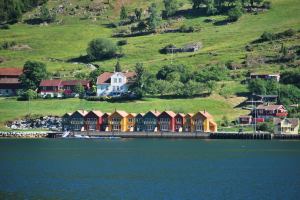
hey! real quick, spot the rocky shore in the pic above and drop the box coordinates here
[0,131,50,138]
[6,116,62,131]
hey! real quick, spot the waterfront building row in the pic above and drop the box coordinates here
[62,110,218,133]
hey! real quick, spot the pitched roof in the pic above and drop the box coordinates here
[128,113,137,117]
[112,110,128,117]
[0,78,20,84]
[176,113,185,118]
[200,111,213,119]
[96,71,136,85]
[88,110,103,117]
[147,110,161,117]
[257,104,285,110]
[96,72,114,84]
[75,110,88,116]
[40,79,62,87]
[161,111,176,118]
[274,118,299,128]
[136,113,145,117]
[0,68,23,76]
[62,80,89,86]
[185,113,194,117]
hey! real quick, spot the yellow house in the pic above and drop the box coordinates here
[273,118,299,134]
[191,111,217,133]
[126,113,136,132]
[108,110,128,132]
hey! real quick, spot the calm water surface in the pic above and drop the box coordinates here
[0,139,300,200]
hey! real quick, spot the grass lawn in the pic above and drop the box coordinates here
[0,96,249,128]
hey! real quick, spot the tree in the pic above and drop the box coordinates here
[19,89,38,100]
[120,5,127,20]
[40,4,55,22]
[227,5,243,22]
[115,60,122,72]
[156,80,172,96]
[182,80,202,97]
[206,80,216,95]
[129,63,148,98]
[86,38,117,61]
[248,79,267,95]
[147,3,160,31]
[74,83,85,98]
[191,0,205,9]
[89,67,104,85]
[134,8,142,21]
[19,61,48,90]
[163,0,178,18]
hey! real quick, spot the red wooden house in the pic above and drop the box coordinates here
[84,111,103,131]
[175,113,185,132]
[158,111,176,132]
[184,113,194,132]
[61,80,90,95]
[255,104,288,120]
[0,68,23,96]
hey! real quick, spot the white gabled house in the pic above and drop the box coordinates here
[96,71,136,96]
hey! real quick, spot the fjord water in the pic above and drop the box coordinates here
[0,139,300,200]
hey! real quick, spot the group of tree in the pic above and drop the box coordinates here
[130,63,227,98]
[0,0,48,24]
[247,78,300,106]
[191,0,270,21]
[86,38,118,61]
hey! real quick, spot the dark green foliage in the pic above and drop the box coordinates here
[0,41,17,50]
[134,8,142,21]
[86,38,117,61]
[115,60,122,72]
[120,5,127,20]
[117,40,127,46]
[147,3,161,31]
[156,64,192,83]
[280,69,300,88]
[18,89,38,101]
[194,65,229,82]
[74,83,85,98]
[129,63,149,98]
[262,1,271,9]
[257,122,273,132]
[0,24,10,29]
[248,79,278,95]
[179,24,195,33]
[0,0,47,23]
[89,67,104,86]
[19,61,48,90]
[163,0,178,18]
[227,6,243,22]
[279,84,300,105]
[258,29,296,42]
[40,4,55,23]
[85,96,111,101]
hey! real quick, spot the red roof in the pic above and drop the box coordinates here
[40,80,62,87]
[0,68,23,76]
[97,72,113,84]
[0,78,20,84]
[62,80,89,86]
[96,72,136,84]
[160,111,176,118]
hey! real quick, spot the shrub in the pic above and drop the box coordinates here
[179,24,195,33]
[0,41,17,50]
[18,89,38,101]
[0,24,10,29]
[260,31,276,41]
[117,40,127,46]
[227,7,243,22]
[85,96,110,101]
[44,94,52,99]
[86,38,117,61]
[262,1,272,9]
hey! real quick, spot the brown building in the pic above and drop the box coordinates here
[0,68,23,96]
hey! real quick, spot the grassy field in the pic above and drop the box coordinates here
[0,96,248,128]
[0,0,299,74]
[0,0,299,128]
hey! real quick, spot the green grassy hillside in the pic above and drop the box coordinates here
[0,0,299,74]
[0,0,299,128]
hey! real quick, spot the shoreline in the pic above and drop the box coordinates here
[1,131,300,140]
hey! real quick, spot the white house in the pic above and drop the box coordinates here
[96,71,136,96]
[273,118,299,134]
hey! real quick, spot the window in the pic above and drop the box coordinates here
[114,78,117,83]
[119,78,122,83]
[176,118,181,123]
[128,118,133,123]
